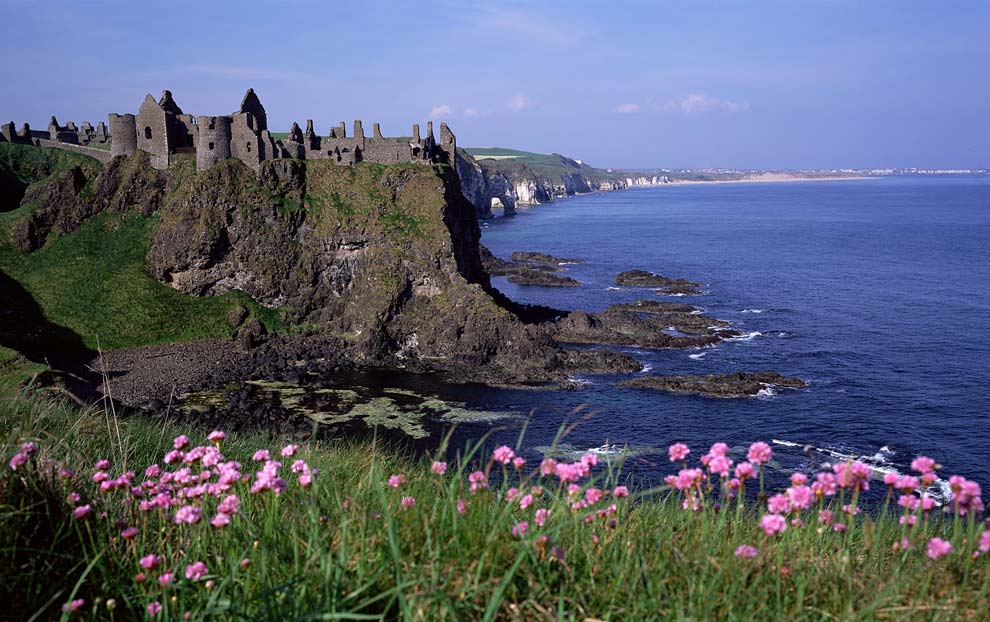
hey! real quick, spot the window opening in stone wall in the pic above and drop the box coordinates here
[246,143,251,152]
[144,127,152,139]
[209,142,215,150]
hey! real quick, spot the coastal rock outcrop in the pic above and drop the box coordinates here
[554,309,727,349]
[4,144,642,386]
[510,251,584,265]
[615,269,701,288]
[507,268,582,287]
[621,372,808,398]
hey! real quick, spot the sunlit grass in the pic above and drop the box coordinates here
[2,389,988,621]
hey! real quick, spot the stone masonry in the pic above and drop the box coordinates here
[1,88,456,173]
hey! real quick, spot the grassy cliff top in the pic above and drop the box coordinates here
[463,147,623,184]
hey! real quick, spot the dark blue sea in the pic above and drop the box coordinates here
[375,176,990,494]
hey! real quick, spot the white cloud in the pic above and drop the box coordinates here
[429,104,453,120]
[463,107,480,118]
[506,94,532,112]
[616,103,640,114]
[680,93,749,114]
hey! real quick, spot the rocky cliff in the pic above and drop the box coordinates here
[3,144,634,386]
[456,147,668,217]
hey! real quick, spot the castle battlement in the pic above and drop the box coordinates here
[0,88,456,173]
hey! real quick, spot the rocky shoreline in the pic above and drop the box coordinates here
[621,372,808,398]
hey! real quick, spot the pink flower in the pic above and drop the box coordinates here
[20,441,38,454]
[430,461,447,475]
[291,459,308,474]
[818,509,834,525]
[787,485,814,510]
[8,452,28,470]
[135,572,146,583]
[163,450,183,464]
[585,488,603,505]
[121,527,139,540]
[492,445,516,465]
[281,444,299,457]
[883,472,898,486]
[73,505,92,520]
[147,601,162,617]
[299,473,313,488]
[145,464,161,478]
[252,450,270,462]
[708,454,733,478]
[59,468,74,479]
[668,443,690,462]
[534,508,550,526]
[519,493,534,510]
[612,485,630,498]
[734,544,758,558]
[140,554,162,570]
[767,494,791,514]
[174,505,202,524]
[927,537,952,560]
[456,499,467,514]
[61,598,85,613]
[95,459,111,471]
[735,462,755,480]
[210,513,231,529]
[833,461,871,491]
[240,558,251,568]
[207,430,226,443]
[511,521,528,538]
[468,470,488,492]
[790,472,808,486]
[760,513,787,536]
[158,572,173,586]
[674,468,703,491]
[512,456,526,469]
[978,531,990,554]
[173,435,190,450]
[747,442,772,466]
[911,456,936,474]
[581,453,599,468]
[539,458,557,476]
[400,496,416,509]
[506,487,519,502]
[387,474,404,488]
[921,497,936,512]
[185,561,208,581]
[813,472,838,497]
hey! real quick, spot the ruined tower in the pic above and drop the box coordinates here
[108,113,137,158]
[196,116,232,171]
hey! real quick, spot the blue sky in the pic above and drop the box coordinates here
[1,0,987,169]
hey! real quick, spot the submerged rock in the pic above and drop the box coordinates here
[621,372,808,398]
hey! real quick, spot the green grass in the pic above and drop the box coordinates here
[0,207,281,350]
[2,390,988,622]
[462,147,623,185]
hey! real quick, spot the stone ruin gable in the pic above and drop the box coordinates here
[238,88,267,132]
[136,94,172,170]
[229,111,270,172]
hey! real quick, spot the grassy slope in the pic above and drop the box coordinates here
[0,143,281,351]
[1,392,987,622]
[463,147,623,185]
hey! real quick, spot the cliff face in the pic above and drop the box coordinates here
[5,147,581,383]
[455,148,671,216]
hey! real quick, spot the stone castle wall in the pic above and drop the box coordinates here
[2,88,457,175]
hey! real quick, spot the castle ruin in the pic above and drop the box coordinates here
[1,88,456,173]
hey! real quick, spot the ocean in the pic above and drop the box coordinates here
[451,175,990,494]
